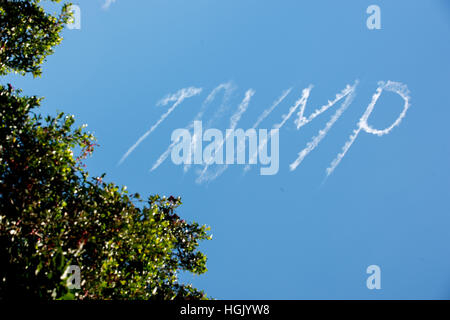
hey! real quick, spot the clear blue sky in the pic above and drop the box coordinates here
[4,0,450,299]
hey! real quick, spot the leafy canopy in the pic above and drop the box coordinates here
[0,0,211,300]
[0,0,71,77]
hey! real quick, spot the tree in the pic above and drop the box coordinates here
[0,0,71,77]
[0,0,211,300]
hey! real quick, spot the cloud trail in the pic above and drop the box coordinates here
[295,83,358,129]
[196,89,255,183]
[118,87,202,166]
[102,0,116,10]
[230,90,255,129]
[289,82,358,171]
[252,88,292,130]
[276,86,313,129]
[244,88,292,172]
[195,82,235,126]
[150,137,180,172]
[243,85,313,174]
[150,83,234,172]
[186,82,235,172]
[326,81,410,177]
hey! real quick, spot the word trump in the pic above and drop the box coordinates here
[119,80,411,184]
[171,121,279,175]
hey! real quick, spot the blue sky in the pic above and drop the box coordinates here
[4,0,450,299]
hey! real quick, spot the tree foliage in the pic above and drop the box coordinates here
[0,0,211,300]
[0,0,71,77]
